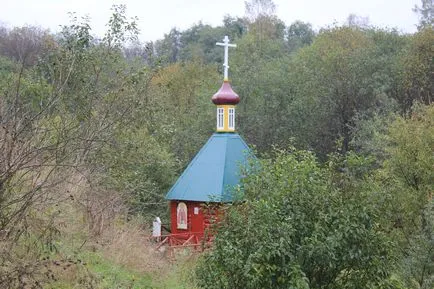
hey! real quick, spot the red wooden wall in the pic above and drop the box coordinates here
[169,201,219,240]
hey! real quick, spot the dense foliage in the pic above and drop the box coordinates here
[197,150,394,288]
[196,104,434,288]
[0,0,432,287]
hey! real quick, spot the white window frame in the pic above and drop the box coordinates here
[228,108,235,130]
[217,108,224,129]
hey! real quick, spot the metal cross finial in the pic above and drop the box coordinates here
[216,35,236,81]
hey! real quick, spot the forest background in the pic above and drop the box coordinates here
[0,0,432,288]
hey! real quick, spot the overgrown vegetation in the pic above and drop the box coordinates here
[197,106,433,288]
[0,0,432,288]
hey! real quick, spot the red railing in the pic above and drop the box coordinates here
[150,231,213,253]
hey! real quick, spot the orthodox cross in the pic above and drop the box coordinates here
[216,35,236,81]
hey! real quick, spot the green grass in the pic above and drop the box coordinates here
[41,229,200,288]
[79,251,155,289]
[46,249,200,288]
[45,250,155,289]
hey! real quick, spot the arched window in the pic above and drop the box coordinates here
[177,202,188,229]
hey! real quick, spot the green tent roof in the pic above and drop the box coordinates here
[165,133,253,202]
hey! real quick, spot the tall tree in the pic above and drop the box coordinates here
[286,20,315,52]
[397,27,433,111]
[223,15,248,39]
[154,28,181,63]
[413,0,434,29]
[0,26,52,67]
[245,0,285,42]
[287,27,406,155]
[375,104,434,289]
[0,6,151,286]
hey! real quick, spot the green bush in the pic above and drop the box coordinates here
[196,149,395,289]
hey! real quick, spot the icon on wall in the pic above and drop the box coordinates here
[177,202,187,229]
